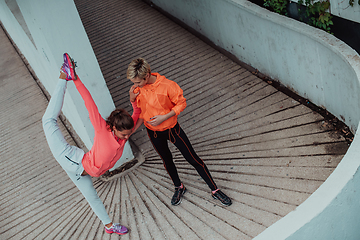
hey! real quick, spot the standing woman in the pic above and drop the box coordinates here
[42,53,140,235]
[127,58,232,206]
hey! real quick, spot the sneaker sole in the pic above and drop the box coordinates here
[105,229,128,235]
[105,231,128,235]
[212,194,232,206]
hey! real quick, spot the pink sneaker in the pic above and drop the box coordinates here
[61,53,77,80]
[104,223,128,235]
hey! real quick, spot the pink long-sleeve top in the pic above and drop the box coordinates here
[74,78,141,177]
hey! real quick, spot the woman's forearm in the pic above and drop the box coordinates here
[147,110,176,127]
[163,110,176,121]
[132,118,144,133]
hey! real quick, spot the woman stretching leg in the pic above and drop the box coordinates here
[42,53,140,235]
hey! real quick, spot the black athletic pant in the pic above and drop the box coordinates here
[146,123,217,191]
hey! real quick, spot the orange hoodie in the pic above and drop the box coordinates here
[135,72,186,131]
[74,78,140,177]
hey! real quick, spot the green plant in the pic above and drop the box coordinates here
[308,1,333,32]
[264,0,288,15]
[264,0,334,33]
[299,0,333,33]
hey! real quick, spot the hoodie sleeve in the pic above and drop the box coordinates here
[168,81,187,116]
[131,101,141,126]
[73,78,105,131]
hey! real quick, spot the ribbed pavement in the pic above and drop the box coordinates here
[0,0,349,239]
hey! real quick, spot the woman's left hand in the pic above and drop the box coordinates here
[147,110,176,126]
[147,115,167,126]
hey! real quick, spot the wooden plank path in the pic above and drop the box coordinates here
[0,0,349,239]
[72,0,349,239]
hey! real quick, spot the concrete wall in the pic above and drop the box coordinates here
[147,0,360,239]
[0,0,133,162]
[329,0,360,24]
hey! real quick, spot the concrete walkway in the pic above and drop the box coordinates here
[0,0,349,239]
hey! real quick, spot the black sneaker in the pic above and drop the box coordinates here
[171,185,186,205]
[212,190,232,206]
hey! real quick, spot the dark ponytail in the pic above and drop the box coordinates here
[106,109,134,131]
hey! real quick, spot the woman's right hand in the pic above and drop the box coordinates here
[129,85,140,102]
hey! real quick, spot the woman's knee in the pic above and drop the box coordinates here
[42,113,57,130]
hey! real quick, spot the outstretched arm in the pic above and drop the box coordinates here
[73,77,105,129]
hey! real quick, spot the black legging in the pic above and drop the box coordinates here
[146,123,217,191]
